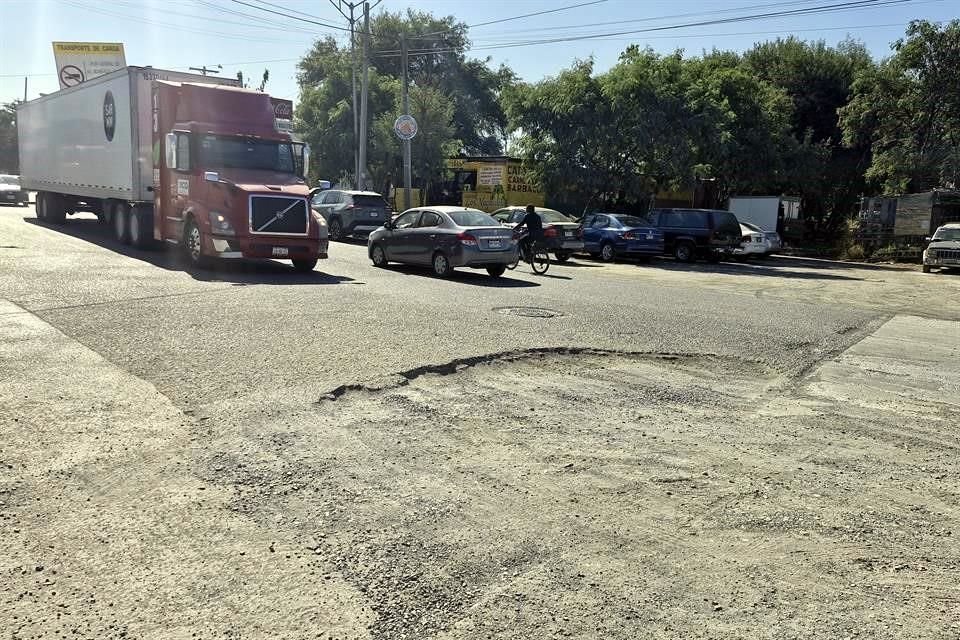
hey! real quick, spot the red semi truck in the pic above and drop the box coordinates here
[17,66,327,271]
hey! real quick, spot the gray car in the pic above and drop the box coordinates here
[923,223,960,273]
[310,189,389,241]
[368,206,518,277]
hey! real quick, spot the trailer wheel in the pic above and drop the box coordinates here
[129,206,153,249]
[46,193,66,225]
[35,192,47,221]
[113,203,130,244]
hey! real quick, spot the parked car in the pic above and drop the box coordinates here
[492,206,584,262]
[579,213,664,261]
[648,208,743,262]
[734,222,781,258]
[310,189,389,241]
[0,174,28,207]
[368,206,517,278]
[923,223,960,273]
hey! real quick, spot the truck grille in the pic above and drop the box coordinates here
[250,196,308,236]
[935,248,960,262]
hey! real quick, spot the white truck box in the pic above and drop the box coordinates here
[17,66,238,202]
[728,196,800,231]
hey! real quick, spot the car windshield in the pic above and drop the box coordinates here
[538,209,574,223]
[0,175,19,185]
[449,210,498,227]
[741,222,761,232]
[933,228,960,241]
[199,135,295,173]
[614,216,650,227]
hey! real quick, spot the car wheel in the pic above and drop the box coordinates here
[328,218,344,242]
[114,203,130,244]
[674,242,695,263]
[432,251,453,277]
[600,242,616,262]
[183,219,208,269]
[486,264,506,277]
[922,264,931,273]
[371,243,388,267]
[292,258,317,273]
[554,250,572,262]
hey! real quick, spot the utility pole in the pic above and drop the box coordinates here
[350,3,359,188]
[401,33,411,211]
[24,77,28,102]
[358,1,370,190]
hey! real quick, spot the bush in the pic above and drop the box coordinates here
[843,244,866,260]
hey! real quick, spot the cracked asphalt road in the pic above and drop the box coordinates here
[1,207,959,639]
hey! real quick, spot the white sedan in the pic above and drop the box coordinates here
[734,222,781,257]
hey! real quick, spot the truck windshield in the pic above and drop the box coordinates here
[199,135,295,173]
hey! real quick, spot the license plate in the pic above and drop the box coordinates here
[272,247,289,257]
[488,239,502,248]
[370,211,378,217]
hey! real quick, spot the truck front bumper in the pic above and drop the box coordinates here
[211,236,329,260]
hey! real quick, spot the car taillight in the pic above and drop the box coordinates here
[544,227,558,238]
[577,228,584,239]
[458,232,478,246]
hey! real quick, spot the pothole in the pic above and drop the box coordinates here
[494,306,564,318]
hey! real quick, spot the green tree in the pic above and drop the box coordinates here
[0,102,18,174]
[841,20,960,193]
[742,37,875,229]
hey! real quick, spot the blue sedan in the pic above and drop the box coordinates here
[580,213,665,262]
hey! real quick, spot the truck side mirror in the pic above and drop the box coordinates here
[165,133,177,170]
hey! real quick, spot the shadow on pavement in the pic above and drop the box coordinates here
[24,217,355,286]
[650,257,866,281]
[386,264,540,288]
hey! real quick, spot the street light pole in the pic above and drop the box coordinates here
[401,33,411,211]
[350,3,359,187]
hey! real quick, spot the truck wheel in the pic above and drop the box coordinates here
[183,220,208,269]
[328,218,344,242]
[129,207,153,249]
[45,193,65,225]
[113,203,130,244]
[292,258,317,273]
[674,241,695,263]
[555,250,572,262]
[35,192,47,221]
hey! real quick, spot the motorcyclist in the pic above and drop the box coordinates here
[513,204,543,259]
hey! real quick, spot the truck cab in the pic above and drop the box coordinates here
[153,81,327,271]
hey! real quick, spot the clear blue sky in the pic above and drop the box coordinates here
[1,0,955,105]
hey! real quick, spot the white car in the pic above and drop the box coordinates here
[922,223,960,273]
[734,222,781,257]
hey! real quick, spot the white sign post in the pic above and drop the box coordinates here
[52,42,126,89]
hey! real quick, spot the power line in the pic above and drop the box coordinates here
[380,0,919,55]
[229,0,352,31]
[57,0,316,44]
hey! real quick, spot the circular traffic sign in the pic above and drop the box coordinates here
[394,114,418,141]
[60,65,84,87]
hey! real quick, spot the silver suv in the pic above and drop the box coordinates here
[310,189,389,241]
[923,223,960,273]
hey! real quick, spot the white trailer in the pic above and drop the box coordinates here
[17,66,237,221]
[727,196,800,232]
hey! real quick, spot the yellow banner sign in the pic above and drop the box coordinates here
[53,41,126,89]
